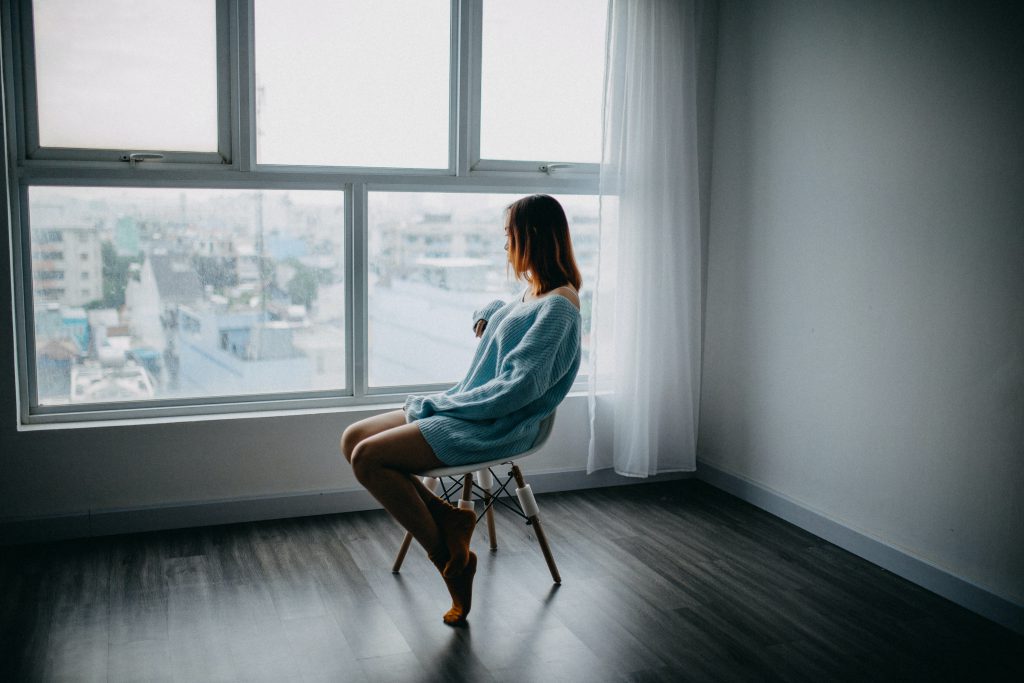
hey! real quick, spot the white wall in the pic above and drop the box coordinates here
[700,0,1024,604]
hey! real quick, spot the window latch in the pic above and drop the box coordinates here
[539,163,573,175]
[120,152,165,168]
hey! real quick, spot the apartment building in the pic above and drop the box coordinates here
[30,220,102,307]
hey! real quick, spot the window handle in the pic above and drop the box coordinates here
[539,163,573,175]
[120,152,165,168]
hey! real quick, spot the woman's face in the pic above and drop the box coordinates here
[503,217,511,257]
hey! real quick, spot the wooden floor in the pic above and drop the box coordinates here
[1,480,1020,682]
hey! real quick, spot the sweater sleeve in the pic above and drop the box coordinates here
[472,299,505,323]
[409,298,580,421]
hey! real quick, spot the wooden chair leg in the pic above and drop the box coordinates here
[531,517,560,585]
[511,464,561,584]
[392,532,414,573]
[475,468,498,551]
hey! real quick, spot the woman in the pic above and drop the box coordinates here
[340,194,582,625]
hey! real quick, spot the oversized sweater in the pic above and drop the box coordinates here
[404,293,582,466]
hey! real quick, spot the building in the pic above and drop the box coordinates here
[30,218,102,308]
[125,252,205,357]
[173,305,311,396]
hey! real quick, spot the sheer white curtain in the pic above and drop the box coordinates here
[587,0,703,477]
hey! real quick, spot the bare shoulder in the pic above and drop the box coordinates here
[548,285,580,310]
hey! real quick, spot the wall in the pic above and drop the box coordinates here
[700,0,1023,606]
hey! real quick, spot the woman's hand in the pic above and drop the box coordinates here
[473,319,487,338]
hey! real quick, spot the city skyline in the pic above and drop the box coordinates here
[28,188,599,406]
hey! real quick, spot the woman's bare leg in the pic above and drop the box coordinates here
[348,422,447,555]
[342,411,470,541]
[342,410,456,521]
[344,411,471,511]
[346,421,478,624]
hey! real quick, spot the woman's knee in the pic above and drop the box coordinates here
[341,410,406,463]
[340,424,366,463]
[349,440,378,482]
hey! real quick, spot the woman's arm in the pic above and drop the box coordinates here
[471,298,505,338]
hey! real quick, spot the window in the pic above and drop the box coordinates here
[367,191,599,389]
[254,0,451,169]
[480,0,607,164]
[5,0,607,423]
[32,0,218,153]
[28,186,346,405]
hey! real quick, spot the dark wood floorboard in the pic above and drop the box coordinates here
[1,480,1021,682]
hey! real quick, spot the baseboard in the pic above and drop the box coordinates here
[0,467,691,546]
[696,460,1024,636]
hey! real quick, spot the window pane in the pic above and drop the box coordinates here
[29,187,345,406]
[32,0,218,151]
[255,0,450,168]
[480,0,607,163]
[368,192,599,388]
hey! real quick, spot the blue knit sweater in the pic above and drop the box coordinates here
[405,293,582,466]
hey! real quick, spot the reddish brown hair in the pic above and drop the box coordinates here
[505,194,582,296]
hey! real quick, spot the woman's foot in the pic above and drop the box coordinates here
[427,498,477,577]
[441,551,477,626]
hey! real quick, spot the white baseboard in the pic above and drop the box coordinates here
[697,460,1024,636]
[0,467,691,546]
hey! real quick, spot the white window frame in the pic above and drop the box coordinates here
[2,0,602,425]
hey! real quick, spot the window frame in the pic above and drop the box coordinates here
[3,0,602,426]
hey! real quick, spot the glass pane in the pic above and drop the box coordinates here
[33,0,218,151]
[255,0,450,168]
[480,0,607,163]
[368,192,599,388]
[29,187,345,406]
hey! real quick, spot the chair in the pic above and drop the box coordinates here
[391,411,561,584]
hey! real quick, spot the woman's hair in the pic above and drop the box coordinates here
[505,194,583,295]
